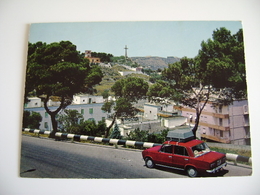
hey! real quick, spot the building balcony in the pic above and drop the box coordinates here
[212,113,229,119]
[201,134,230,144]
[174,105,229,119]
[189,121,230,131]
[199,122,230,131]
[244,123,250,127]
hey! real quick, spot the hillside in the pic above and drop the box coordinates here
[94,65,150,96]
[94,55,180,96]
[130,56,180,70]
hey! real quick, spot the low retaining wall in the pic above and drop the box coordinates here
[22,128,252,165]
[22,128,161,148]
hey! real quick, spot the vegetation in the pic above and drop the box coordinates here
[210,147,251,158]
[109,123,121,139]
[25,41,103,137]
[102,77,149,137]
[126,128,169,144]
[57,109,106,136]
[22,110,42,129]
[148,28,247,138]
[91,52,113,62]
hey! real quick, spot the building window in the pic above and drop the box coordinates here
[44,122,48,129]
[243,105,248,114]
[45,112,48,118]
[219,118,223,126]
[89,108,93,114]
[89,98,92,104]
[219,105,222,113]
[81,109,84,115]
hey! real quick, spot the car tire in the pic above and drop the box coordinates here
[186,167,198,177]
[145,157,155,168]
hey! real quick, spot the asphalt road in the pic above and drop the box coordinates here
[20,135,252,178]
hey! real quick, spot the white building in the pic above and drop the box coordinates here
[144,103,161,120]
[73,94,104,104]
[143,103,186,129]
[118,71,135,76]
[24,95,111,131]
[24,97,41,108]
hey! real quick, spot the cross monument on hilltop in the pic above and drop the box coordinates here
[124,45,128,59]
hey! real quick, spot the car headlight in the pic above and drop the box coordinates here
[210,162,216,168]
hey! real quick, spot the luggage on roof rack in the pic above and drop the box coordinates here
[166,129,194,142]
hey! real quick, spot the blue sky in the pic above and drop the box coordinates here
[29,21,242,58]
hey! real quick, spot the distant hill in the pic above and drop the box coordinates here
[130,56,180,70]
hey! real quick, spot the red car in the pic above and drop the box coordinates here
[142,130,227,177]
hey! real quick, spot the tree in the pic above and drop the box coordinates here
[91,52,113,62]
[147,128,169,143]
[101,89,110,99]
[102,77,148,137]
[57,109,106,136]
[79,120,106,137]
[109,123,121,139]
[25,41,103,137]
[23,111,42,129]
[156,28,246,138]
[126,128,149,142]
[57,109,83,133]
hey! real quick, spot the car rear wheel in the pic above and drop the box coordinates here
[186,167,198,177]
[145,157,155,168]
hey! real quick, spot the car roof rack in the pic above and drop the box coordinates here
[166,129,194,142]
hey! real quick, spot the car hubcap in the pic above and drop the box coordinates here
[147,159,153,167]
[188,168,196,176]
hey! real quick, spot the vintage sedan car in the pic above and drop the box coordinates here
[142,130,227,177]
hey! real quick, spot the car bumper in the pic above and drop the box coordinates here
[206,162,227,173]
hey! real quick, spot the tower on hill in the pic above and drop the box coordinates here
[124,45,128,59]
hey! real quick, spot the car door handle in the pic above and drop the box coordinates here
[168,156,172,158]
[184,158,189,161]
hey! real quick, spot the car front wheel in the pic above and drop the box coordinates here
[145,157,155,168]
[186,167,198,177]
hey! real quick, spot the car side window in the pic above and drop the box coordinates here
[160,145,173,153]
[174,146,189,156]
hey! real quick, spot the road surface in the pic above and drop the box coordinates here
[20,135,252,178]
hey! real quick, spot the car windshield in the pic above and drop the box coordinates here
[192,142,210,157]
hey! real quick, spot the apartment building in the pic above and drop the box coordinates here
[174,99,250,145]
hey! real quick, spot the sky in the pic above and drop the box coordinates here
[29,21,242,58]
